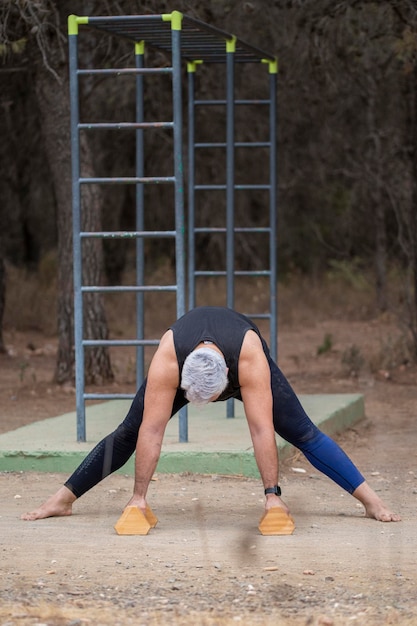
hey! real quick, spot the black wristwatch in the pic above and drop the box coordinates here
[264,485,281,496]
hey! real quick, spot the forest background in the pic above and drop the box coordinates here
[1,0,417,387]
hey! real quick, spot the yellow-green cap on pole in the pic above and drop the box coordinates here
[262,58,278,74]
[68,15,89,36]
[135,41,145,55]
[162,10,183,30]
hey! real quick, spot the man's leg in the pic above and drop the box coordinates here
[66,385,189,497]
[21,382,148,520]
[269,360,400,521]
[22,385,188,520]
[64,380,149,498]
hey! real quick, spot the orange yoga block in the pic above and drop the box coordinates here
[258,507,295,536]
[144,504,158,528]
[114,505,158,535]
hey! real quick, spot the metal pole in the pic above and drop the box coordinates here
[226,38,236,418]
[68,19,86,442]
[170,14,188,442]
[187,64,196,310]
[269,65,278,362]
[135,42,145,386]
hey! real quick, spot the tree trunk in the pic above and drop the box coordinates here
[0,251,6,354]
[31,4,113,384]
[410,63,417,359]
[79,136,114,384]
[402,56,417,360]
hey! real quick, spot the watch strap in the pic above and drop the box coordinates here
[264,485,281,496]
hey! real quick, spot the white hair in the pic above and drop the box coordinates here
[181,348,228,406]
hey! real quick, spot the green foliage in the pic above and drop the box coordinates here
[371,331,412,372]
[393,26,417,68]
[0,37,27,57]
[18,360,28,383]
[326,259,370,291]
[341,345,365,377]
[317,333,333,355]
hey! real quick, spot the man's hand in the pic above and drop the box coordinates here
[265,493,291,515]
[125,494,147,514]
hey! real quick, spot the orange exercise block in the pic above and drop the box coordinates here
[258,507,295,536]
[145,504,158,528]
[114,505,158,535]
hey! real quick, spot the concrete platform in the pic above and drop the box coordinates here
[0,394,364,477]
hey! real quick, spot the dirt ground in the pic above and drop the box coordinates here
[1,316,417,626]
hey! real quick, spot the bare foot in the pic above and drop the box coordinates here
[364,502,401,522]
[352,481,401,522]
[21,486,76,521]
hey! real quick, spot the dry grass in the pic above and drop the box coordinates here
[4,259,58,335]
[2,262,376,334]
[0,602,304,626]
[0,602,414,626]
[3,260,414,374]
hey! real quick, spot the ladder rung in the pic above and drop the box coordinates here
[194,99,270,106]
[84,393,136,400]
[194,184,226,190]
[237,227,271,233]
[194,184,270,190]
[80,230,176,239]
[81,285,177,293]
[79,176,175,184]
[195,142,226,148]
[83,339,159,347]
[79,121,174,130]
[235,270,272,276]
[194,227,270,234]
[235,184,270,190]
[235,142,270,148]
[194,270,270,277]
[77,67,172,76]
[194,271,226,277]
[194,142,270,148]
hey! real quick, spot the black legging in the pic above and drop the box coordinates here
[65,361,364,498]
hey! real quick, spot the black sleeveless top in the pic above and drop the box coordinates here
[169,306,268,401]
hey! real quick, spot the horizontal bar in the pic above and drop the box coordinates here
[194,227,270,233]
[233,271,271,276]
[194,99,270,106]
[235,184,271,190]
[77,67,172,76]
[194,184,226,190]
[84,393,136,401]
[195,142,227,148]
[83,339,159,347]
[79,176,175,184]
[80,230,176,239]
[81,285,177,293]
[194,270,271,277]
[194,271,226,277]
[195,142,270,148]
[79,121,174,130]
[87,14,163,23]
[194,184,270,190]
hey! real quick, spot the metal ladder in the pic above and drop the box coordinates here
[68,15,186,441]
[187,53,278,417]
[67,12,277,441]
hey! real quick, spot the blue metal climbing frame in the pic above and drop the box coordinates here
[67,11,277,442]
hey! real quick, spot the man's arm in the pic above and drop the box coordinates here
[239,331,289,513]
[125,331,179,512]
